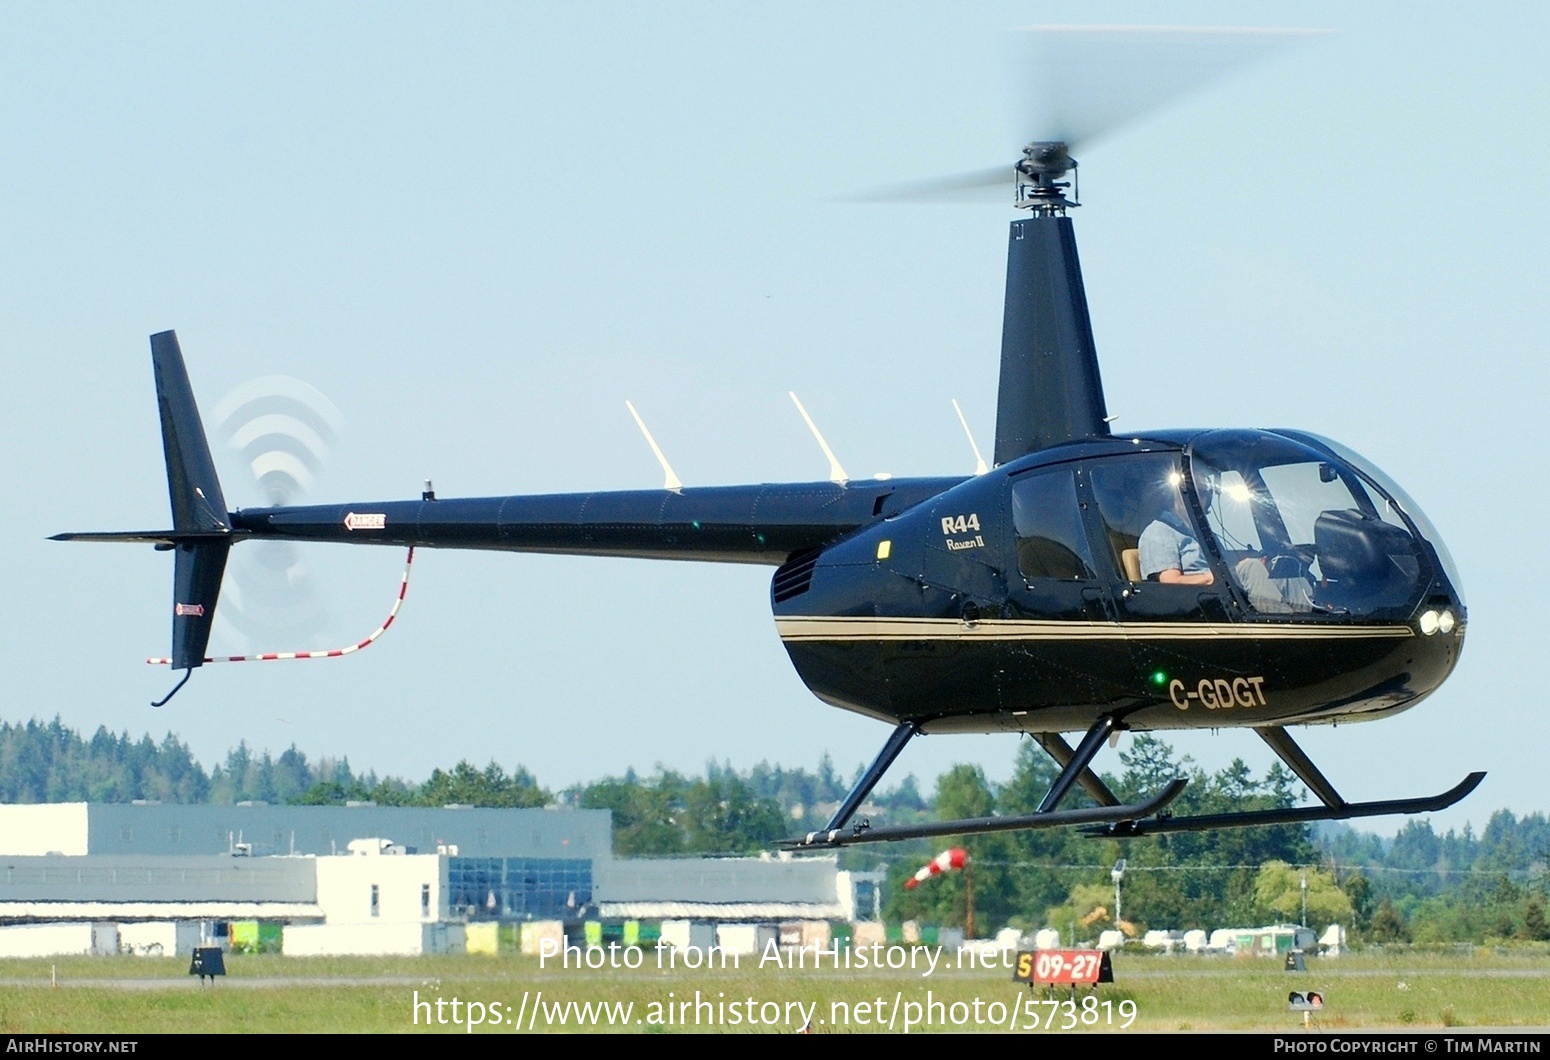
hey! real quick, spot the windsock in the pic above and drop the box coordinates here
[904,846,968,890]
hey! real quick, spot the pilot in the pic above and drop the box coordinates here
[1198,471,1314,614]
[1236,555,1314,614]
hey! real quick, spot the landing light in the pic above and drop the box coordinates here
[1419,610,1440,635]
[1438,610,1456,634]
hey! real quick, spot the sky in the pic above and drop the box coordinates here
[2,2,1546,835]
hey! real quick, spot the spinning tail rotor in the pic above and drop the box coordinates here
[211,375,344,651]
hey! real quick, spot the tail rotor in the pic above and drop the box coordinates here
[209,376,345,651]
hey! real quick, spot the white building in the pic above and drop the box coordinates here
[0,803,858,958]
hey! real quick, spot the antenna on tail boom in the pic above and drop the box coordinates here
[625,401,684,492]
[789,392,848,485]
[952,399,989,476]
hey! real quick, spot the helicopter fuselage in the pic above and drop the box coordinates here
[773,428,1465,737]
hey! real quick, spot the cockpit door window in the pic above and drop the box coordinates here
[1011,466,1097,582]
[1086,453,1232,622]
[1005,465,1109,624]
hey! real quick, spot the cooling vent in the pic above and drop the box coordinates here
[772,548,822,603]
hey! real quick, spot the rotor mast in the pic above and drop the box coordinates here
[992,140,1111,465]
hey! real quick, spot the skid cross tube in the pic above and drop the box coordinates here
[810,720,918,842]
[785,714,1181,851]
[783,779,1188,850]
[1036,716,1119,814]
[1087,772,1485,839]
[1256,726,1346,810]
[1034,731,1122,808]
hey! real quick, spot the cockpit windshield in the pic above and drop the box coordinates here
[1187,431,1429,617]
[1275,430,1465,606]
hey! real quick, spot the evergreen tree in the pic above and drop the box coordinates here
[1521,897,1549,942]
[416,761,548,808]
[996,739,1086,926]
[1339,871,1374,932]
[1368,898,1410,943]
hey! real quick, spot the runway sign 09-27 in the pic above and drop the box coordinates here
[1013,950,1114,985]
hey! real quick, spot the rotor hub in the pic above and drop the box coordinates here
[1015,141,1078,214]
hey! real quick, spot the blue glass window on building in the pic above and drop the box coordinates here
[446,858,593,920]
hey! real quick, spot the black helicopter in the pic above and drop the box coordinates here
[56,36,1480,850]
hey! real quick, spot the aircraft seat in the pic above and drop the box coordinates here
[1121,548,1142,582]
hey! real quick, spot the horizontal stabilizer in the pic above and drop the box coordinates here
[51,530,249,546]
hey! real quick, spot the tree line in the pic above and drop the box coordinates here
[1,716,1544,941]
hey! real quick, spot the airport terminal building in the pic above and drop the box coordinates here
[0,803,868,957]
[7,801,611,861]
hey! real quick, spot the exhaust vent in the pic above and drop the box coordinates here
[772,548,822,603]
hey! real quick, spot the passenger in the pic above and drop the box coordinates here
[1138,485,1214,585]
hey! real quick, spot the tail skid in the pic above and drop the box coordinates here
[148,548,415,666]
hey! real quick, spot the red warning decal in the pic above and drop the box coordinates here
[175,603,206,617]
[344,512,387,531]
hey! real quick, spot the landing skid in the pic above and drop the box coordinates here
[782,778,1186,850]
[780,718,1484,850]
[1085,727,1485,838]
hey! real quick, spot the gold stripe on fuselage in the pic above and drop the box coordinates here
[774,616,1415,642]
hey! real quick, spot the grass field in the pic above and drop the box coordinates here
[1,947,1547,1033]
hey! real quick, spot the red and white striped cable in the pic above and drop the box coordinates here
[148,547,414,665]
[904,846,968,890]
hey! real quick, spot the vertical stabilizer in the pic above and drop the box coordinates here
[152,330,230,532]
[993,215,1110,464]
[170,542,230,671]
[150,331,231,671]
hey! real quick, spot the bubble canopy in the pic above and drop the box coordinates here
[1275,430,1465,606]
[1181,430,1458,618]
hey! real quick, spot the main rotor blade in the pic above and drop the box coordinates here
[850,25,1326,205]
[1009,25,1327,149]
[838,166,1010,204]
